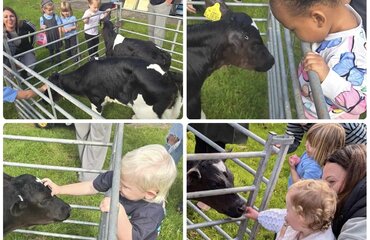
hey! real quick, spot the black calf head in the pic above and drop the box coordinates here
[187,160,246,218]
[46,72,63,102]
[4,174,71,234]
[222,12,275,72]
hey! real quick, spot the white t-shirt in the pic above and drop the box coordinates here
[83,9,105,36]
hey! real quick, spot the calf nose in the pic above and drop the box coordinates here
[237,204,246,214]
[255,52,275,72]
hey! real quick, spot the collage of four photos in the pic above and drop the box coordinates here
[2,0,367,239]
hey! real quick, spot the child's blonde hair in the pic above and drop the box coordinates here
[88,0,101,5]
[60,1,73,16]
[289,179,337,231]
[120,144,177,204]
[306,123,345,166]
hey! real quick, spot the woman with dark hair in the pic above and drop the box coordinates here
[3,6,37,77]
[322,144,366,239]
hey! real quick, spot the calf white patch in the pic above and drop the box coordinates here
[161,93,182,119]
[103,96,125,106]
[147,64,165,76]
[251,20,259,31]
[128,94,159,119]
[113,34,125,50]
[213,161,227,172]
[36,177,42,183]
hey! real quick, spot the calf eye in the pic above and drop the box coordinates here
[244,35,249,40]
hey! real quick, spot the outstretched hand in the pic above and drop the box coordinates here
[42,178,61,196]
[245,206,259,221]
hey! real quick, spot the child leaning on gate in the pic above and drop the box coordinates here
[270,0,366,119]
[83,0,111,60]
[40,0,63,64]
[43,144,177,240]
[288,123,345,187]
[246,179,337,240]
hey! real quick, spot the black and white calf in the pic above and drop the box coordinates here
[187,123,248,218]
[4,173,71,234]
[102,20,172,72]
[187,3,275,119]
[47,57,182,119]
[187,159,246,218]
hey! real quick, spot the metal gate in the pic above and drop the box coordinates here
[3,1,183,119]
[187,123,294,239]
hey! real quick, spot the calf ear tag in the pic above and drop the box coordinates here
[204,3,222,21]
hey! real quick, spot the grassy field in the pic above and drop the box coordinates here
[186,123,306,239]
[3,0,183,119]
[3,123,183,240]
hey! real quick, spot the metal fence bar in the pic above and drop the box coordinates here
[284,29,305,119]
[187,219,211,240]
[3,52,104,119]
[63,220,100,227]
[187,152,265,160]
[187,201,232,239]
[188,186,255,199]
[12,230,96,240]
[107,124,124,240]
[228,123,280,153]
[4,135,112,146]
[274,18,292,118]
[3,162,106,174]
[249,133,294,240]
[301,42,330,119]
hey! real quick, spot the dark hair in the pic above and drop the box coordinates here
[3,6,19,31]
[323,144,366,213]
[270,0,340,16]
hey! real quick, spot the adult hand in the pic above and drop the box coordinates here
[42,178,61,196]
[187,4,197,14]
[39,84,48,92]
[303,52,330,82]
[245,206,259,221]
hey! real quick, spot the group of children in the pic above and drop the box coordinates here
[39,0,111,64]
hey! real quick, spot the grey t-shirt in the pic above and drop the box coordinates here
[93,171,165,240]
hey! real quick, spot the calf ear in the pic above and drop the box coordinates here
[187,168,201,184]
[10,200,28,217]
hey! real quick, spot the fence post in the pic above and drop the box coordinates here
[301,42,330,119]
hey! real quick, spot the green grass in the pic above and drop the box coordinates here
[187,123,306,239]
[3,0,183,119]
[4,123,183,240]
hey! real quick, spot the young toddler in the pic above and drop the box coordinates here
[246,179,337,240]
[43,144,177,239]
[288,123,345,187]
[82,0,110,60]
[270,0,367,119]
[60,1,79,62]
[40,0,63,64]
